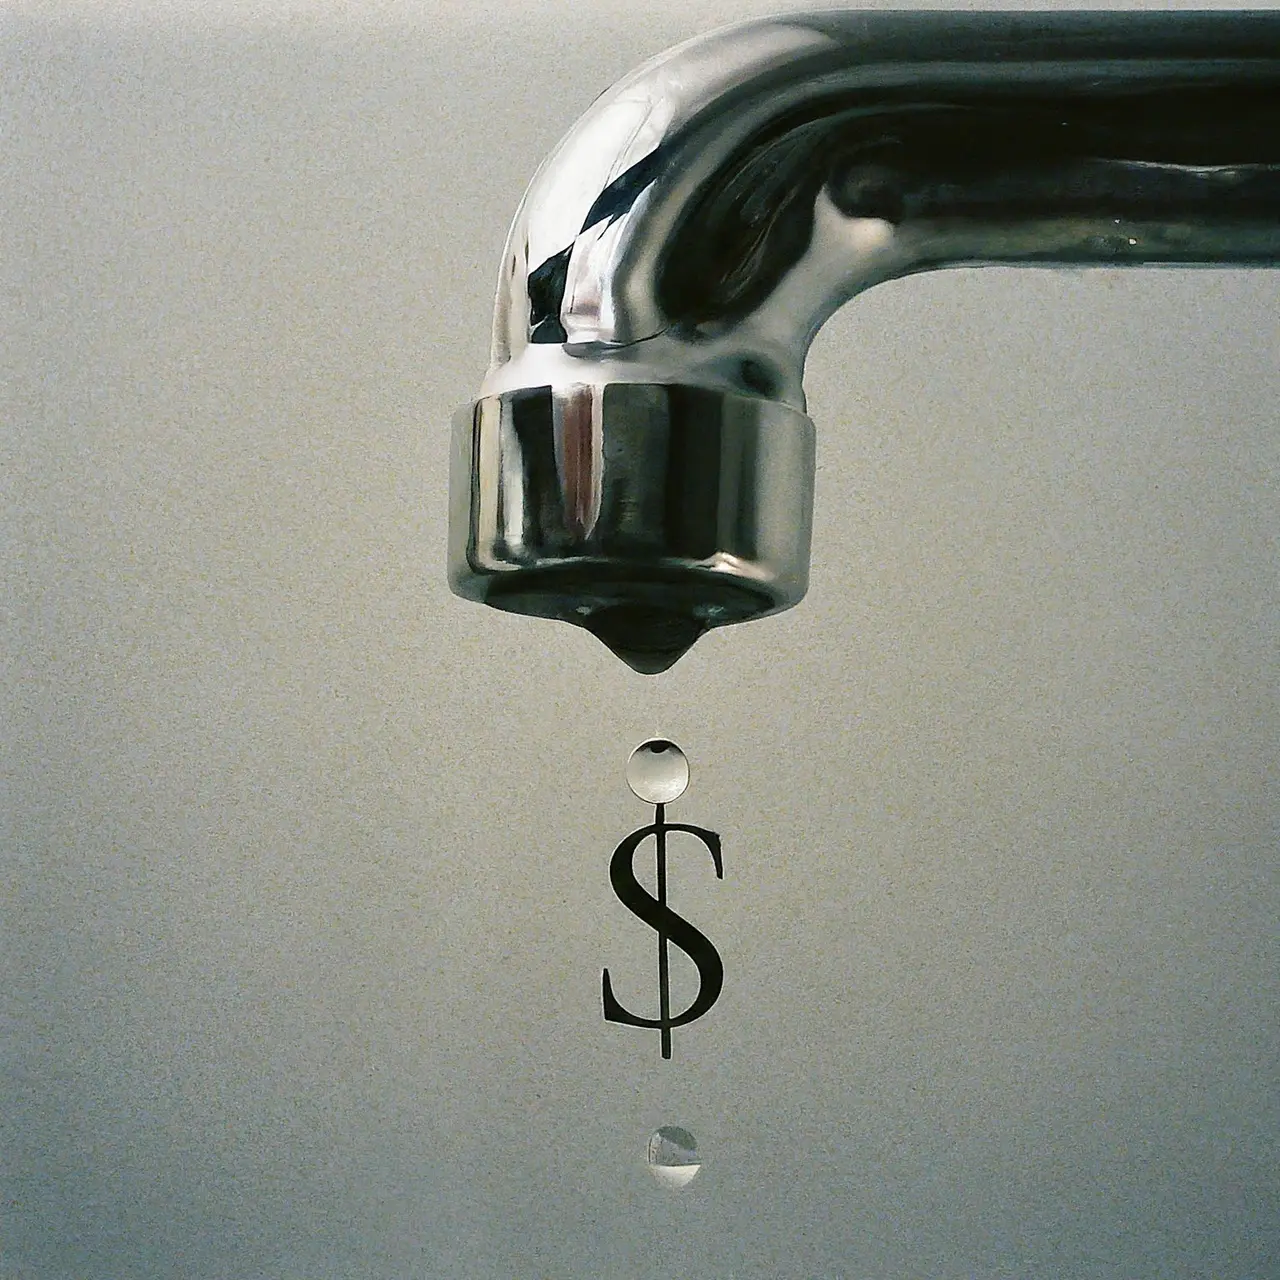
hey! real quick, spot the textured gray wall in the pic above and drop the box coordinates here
[4,2,1278,1277]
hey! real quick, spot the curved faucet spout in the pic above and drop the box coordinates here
[450,10,1280,673]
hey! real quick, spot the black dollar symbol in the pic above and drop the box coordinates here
[601,801,724,1060]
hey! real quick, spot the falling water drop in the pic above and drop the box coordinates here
[646,1125,701,1188]
[626,740,689,804]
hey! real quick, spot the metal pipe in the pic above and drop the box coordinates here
[449,10,1280,672]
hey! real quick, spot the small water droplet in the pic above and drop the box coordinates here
[627,740,689,804]
[647,1125,701,1188]
[583,605,704,674]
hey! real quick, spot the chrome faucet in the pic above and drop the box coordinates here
[449,10,1280,673]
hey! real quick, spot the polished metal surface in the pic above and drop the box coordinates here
[450,9,1280,670]
[450,384,815,672]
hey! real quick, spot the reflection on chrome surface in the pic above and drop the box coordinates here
[449,10,1280,672]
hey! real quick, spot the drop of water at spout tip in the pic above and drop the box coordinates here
[581,604,706,675]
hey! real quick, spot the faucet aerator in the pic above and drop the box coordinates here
[449,385,817,670]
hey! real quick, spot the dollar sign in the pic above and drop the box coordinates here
[601,802,724,1060]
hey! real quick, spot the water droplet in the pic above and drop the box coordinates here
[627,740,689,804]
[583,605,705,674]
[646,1125,701,1188]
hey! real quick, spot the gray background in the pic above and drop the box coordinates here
[3,1,1277,1276]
